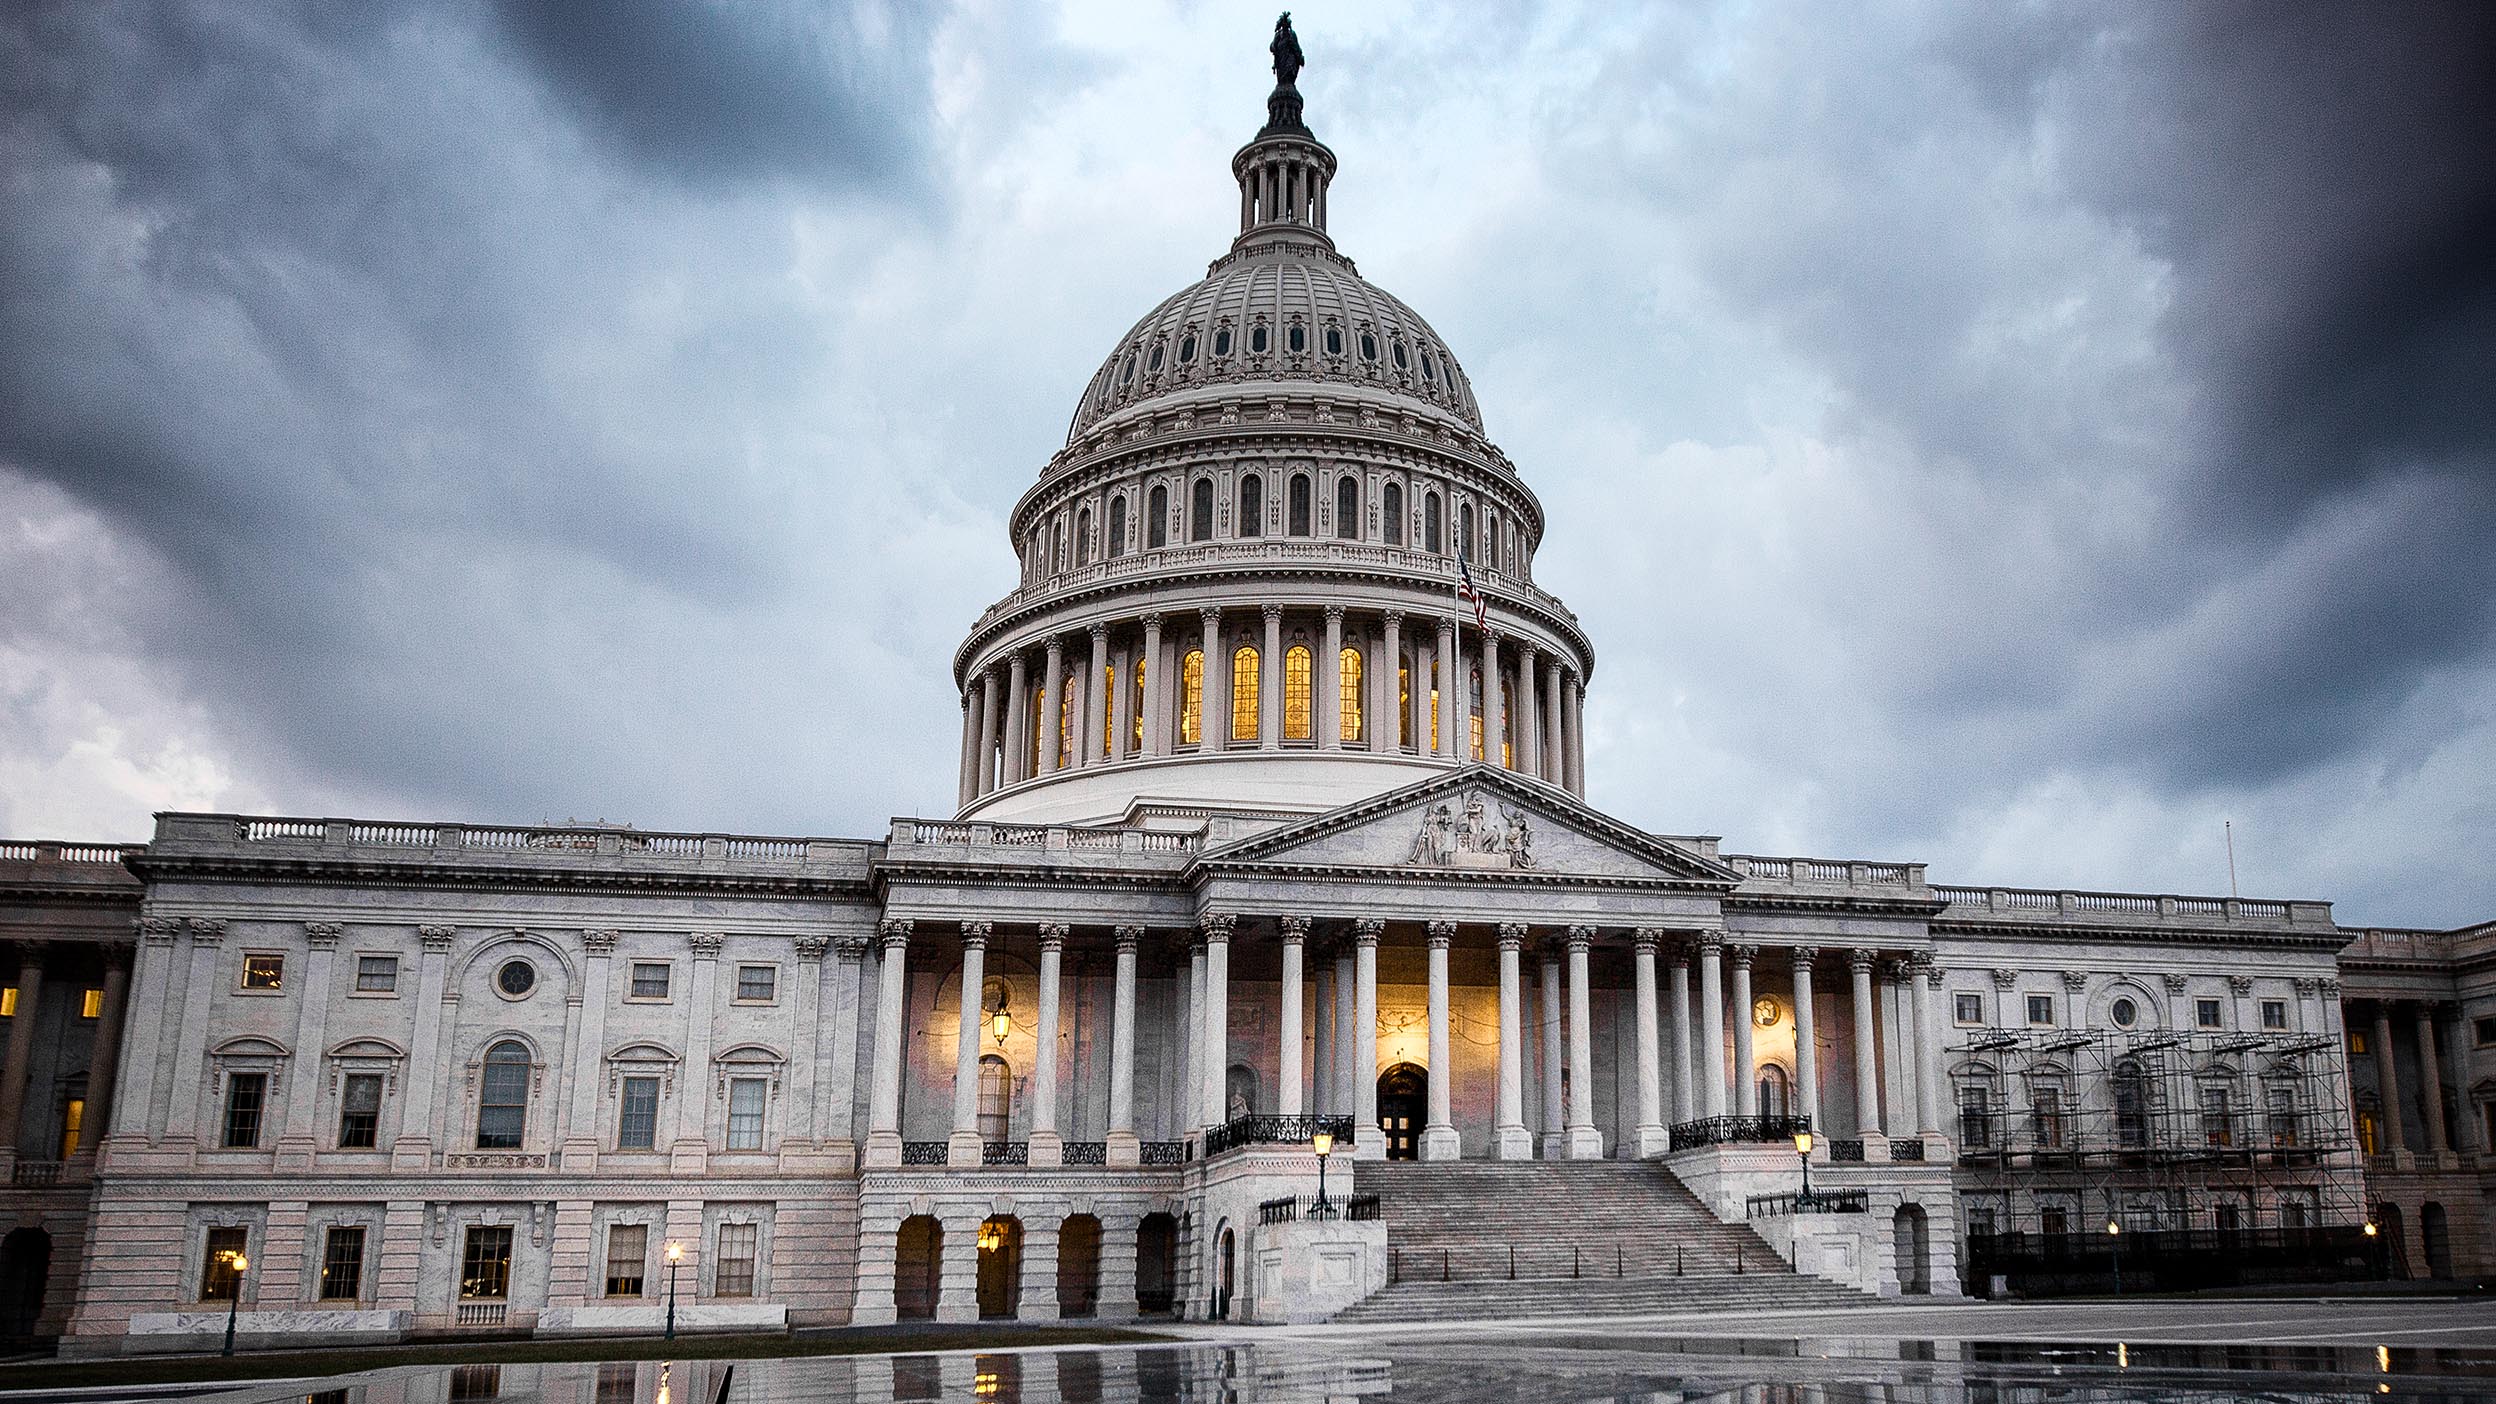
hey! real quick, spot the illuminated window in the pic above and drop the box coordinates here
[1469,668,1485,759]
[1382,482,1404,544]
[1428,660,1441,751]
[80,988,103,1019]
[58,1096,83,1160]
[320,1225,366,1301]
[1130,657,1145,751]
[1180,650,1204,745]
[0,988,13,1018]
[1339,647,1364,743]
[460,1225,513,1300]
[1102,661,1117,757]
[604,1224,647,1298]
[1238,474,1263,537]
[1231,646,1260,742]
[1058,672,1075,767]
[241,954,284,991]
[200,1227,247,1301]
[1284,645,1313,740]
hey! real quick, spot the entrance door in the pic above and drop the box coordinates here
[1378,1063,1427,1160]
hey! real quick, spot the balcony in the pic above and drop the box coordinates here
[1668,1115,1810,1152]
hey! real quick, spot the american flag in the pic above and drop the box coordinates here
[1455,551,1489,631]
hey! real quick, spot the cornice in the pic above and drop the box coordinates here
[1725,891,1948,920]
[1931,915,2350,953]
[128,853,879,903]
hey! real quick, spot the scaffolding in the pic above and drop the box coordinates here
[1948,1026,2379,1294]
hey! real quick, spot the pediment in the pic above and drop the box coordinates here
[1196,766,1738,886]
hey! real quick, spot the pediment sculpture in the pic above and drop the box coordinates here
[1404,791,1536,870]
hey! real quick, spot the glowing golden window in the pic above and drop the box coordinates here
[1058,672,1076,767]
[58,1097,83,1161]
[1399,664,1411,747]
[81,988,103,1019]
[1340,647,1364,743]
[1469,668,1485,760]
[0,987,16,1018]
[1180,650,1204,744]
[1429,662,1441,752]
[1231,645,1261,742]
[1102,662,1117,757]
[1130,656,1146,751]
[1284,645,1313,741]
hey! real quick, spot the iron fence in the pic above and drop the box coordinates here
[1746,1190,1870,1217]
[1203,1113,1354,1157]
[1667,1114,1811,1151]
[899,1141,948,1165]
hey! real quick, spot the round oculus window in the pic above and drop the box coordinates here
[2110,996,2137,1028]
[1753,996,1782,1028]
[496,959,537,998]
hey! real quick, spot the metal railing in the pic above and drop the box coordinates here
[1892,1140,1928,1162]
[1668,1114,1811,1151]
[1388,1237,1757,1285]
[900,1141,948,1166]
[1063,1141,1107,1166]
[1204,1113,1354,1157]
[1829,1139,1866,1163]
[1139,1140,1187,1166]
[1746,1190,1870,1217]
[1257,1193,1382,1225]
[982,1141,1028,1166]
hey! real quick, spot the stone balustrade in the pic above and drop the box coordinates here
[0,841,146,866]
[1730,854,1928,889]
[1932,885,2332,929]
[889,820,1200,858]
[148,813,867,867]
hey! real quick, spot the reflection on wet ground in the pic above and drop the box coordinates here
[198,1330,2496,1404]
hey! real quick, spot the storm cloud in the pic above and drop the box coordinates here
[1,1,2488,927]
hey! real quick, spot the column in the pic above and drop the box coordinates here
[1139,614,1166,757]
[1436,617,1459,758]
[1850,950,1882,1139]
[1106,926,1141,1166]
[977,667,1003,795]
[1278,917,1308,1116]
[68,948,131,1161]
[1564,672,1586,795]
[162,923,227,1142]
[825,936,869,1151]
[1669,945,1695,1128]
[1564,926,1602,1158]
[1453,624,1476,760]
[1885,960,1917,1138]
[956,686,979,809]
[388,924,447,1166]
[675,934,722,1161]
[948,923,990,1165]
[1320,606,1345,750]
[1004,652,1030,784]
[1259,605,1283,750]
[1495,924,1532,1159]
[1631,929,1667,1157]
[1198,608,1225,749]
[2415,1003,2449,1156]
[107,921,178,1145]
[1333,947,1357,1126]
[1914,955,1944,1137]
[1379,612,1404,752]
[1791,948,1820,1131]
[786,936,826,1147]
[278,924,341,1160]
[1199,915,1232,1131]
[1352,919,1383,1157]
[1084,623,1111,769]
[865,919,910,1166]
[0,946,48,1158]
[1312,955,1336,1114]
[1483,631,1506,767]
[1110,640,1135,762]
[1183,940,1204,1129]
[1516,644,1541,778]
[1538,942,1565,1160]
[1730,944,1758,1117]
[1543,661,1565,785]
[2448,1003,2483,1153]
[1038,638,1064,775]
[2371,1003,2405,1155]
[1421,922,1458,1159]
[1030,925,1067,1166]
[1698,935,1728,1119]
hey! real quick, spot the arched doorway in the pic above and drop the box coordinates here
[1057,1214,1102,1319]
[1135,1213,1177,1316]
[976,1216,1023,1319]
[2376,1202,2408,1279]
[1211,1222,1235,1321]
[1757,1065,1792,1120]
[2422,1203,2452,1279]
[894,1216,942,1320]
[1378,1063,1427,1160]
[0,1229,50,1341]
[1894,1204,1930,1295]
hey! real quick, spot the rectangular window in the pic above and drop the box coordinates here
[2025,994,2054,1027]
[2032,1086,2066,1149]
[355,955,400,993]
[1957,1084,1991,1150]
[222,1072,267,1148]
[200,1226,248,1301]
[241,954,284,990]
[2201,1085,2234,1146]
[727,1078,766,1151]
[1964,1206,1996,1240]
[0,987,15,1017]
[80,988,103,1019]
[2350,1028,2369,1055]
[715,1223,758,1298]
[2260,999,2288,1029]
[734,965,776,1003]
[319,1226,366,1301]
[629,963,671,1000]
[2474,1016,2496,1047]
[338,1073,383,1149]
[2267,1085,2299,1147]
[2280,1197,2311,1229]
[2196,998,2223,1029]
[596,1364,639,1404]
[459,1225,514,1300]
[2040,1206,2069,1237]
[58,1096,84,1160]
[618,1076,660,1150]
[603,1224,648,1298]
[1954,993,1983,1026]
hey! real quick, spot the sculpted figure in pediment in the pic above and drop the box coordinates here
[1406,801,1459,866]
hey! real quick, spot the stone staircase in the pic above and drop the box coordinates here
[1334,1160,1877,1322]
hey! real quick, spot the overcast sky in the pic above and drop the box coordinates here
[3,1,2490,928]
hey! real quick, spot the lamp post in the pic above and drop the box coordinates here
[2106,1220,2122,1296]
[664,1239,685,1341]
[1793,1129,1814,1205]
[1312,1128,1335,1217]
[219,1251,248,1357]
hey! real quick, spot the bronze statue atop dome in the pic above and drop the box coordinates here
[1263,13,1308,135]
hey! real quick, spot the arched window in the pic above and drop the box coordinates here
[1284,645,1313,740]
[1287,322,1305,353]
[1130,657,1146,752]
[1029,686,1043,772]
[1468,666,1485,759]
[1213,327,1232,357]
[977,1054,1011,1143]
[1336,476,1359,539]
[1107,498,1127,558]
[1340,647,1364,743]
[1486,510,1500,571]
[1250,323,1270,354]
[1179,650,1204,745]
[1238,474,1263,538]
[1101,661,1117,758]
[1398,660,1411,747]
[1324,326,1343,357]
[1190,479,1214,542]
[476,1041,530,1150]
[1058,672,1076,768]
[1424,493,1443,554]
[1287,474,1311,536]
[1428,659,1441,752]
[1148,484,1168,548]
[2113,1060,2148,1148]
[1075,507,1092,565]
[1051,524,1064,574]
[1458,502,1475,562]
[1231,645,1260,743]
[1383,483,1404,545]
[1757,1065,1791,1120]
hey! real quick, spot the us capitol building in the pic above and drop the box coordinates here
[0,21,2487,1353]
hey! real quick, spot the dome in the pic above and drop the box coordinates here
[1065,245,1486,444]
